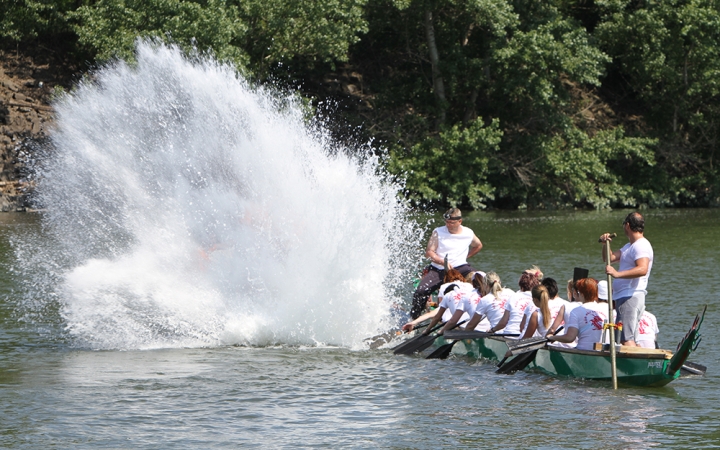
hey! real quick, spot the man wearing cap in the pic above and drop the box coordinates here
[599,211,654,347]
[410,208,483,319]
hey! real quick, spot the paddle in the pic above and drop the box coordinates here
[443,330,520,340]
[496,327,563,374]
[365,321,430,350]
[680,361,707,376]
[391,321,445,355]
[504,326,565,356]
[393,320,467,356]
[426,331,520,360]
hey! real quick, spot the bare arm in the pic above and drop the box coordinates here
[599,234,621,263]
[424,230,445,266]
[546,305,565,337]
[548,327,579,343]
[423,306,447,334]
[441,309,465,334]
[521,312,539,339]
[467,234,483,259]
[465,312,484,331]
[490,310,510,333]
[401,309,438,332]
[606,257,650,279]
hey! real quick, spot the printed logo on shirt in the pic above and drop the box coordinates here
[589,313,604,330]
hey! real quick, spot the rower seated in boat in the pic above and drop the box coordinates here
[547,277,615,351]
[637,310,660,349]
[521,280,570,339]
[463,271,513,332]
[402,268,471,333]
[487,266,543,336]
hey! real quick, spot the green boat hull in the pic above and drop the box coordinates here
[432,336,680,387]
[423,307,705,387]
[529,347,678,387]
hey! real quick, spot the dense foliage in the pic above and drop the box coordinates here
[3,0,719,209]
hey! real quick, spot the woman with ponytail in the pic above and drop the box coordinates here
[489,266,543,336]
[463,271,514,332]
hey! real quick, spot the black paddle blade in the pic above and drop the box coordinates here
[505,336,548,353]
[426,341,458,359]
[392,334,426,354]
[393,334,436,355]
[680,361,707,376]
[411,335,440,354]
[496,350,538,374]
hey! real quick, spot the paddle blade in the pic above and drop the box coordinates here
[392,334,425,354]
[393,335,436,355]
[412,335,440,354]
[426,341,457,360]
[680,361,707,376]
[496,350,538,374]
[506,336,548,353]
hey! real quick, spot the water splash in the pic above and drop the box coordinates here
[14,42,421,350]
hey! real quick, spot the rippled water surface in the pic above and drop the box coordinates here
[2,210,719,448]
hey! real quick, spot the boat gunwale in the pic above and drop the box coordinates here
[544,345,673,360]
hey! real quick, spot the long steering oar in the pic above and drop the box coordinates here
[496,327,563,374]
[601,232,619,389]
[394,320,467,356]
[426,331,520,360]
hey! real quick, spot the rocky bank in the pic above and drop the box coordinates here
[0,44,77,211]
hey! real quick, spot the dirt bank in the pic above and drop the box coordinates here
[0,43,79,211]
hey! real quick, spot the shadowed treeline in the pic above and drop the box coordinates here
[2,0,719,210]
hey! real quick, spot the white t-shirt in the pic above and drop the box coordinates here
[613,237,654,298]
[549,301,580,348]
[525,297,570,337]
[567,302,614,351]
[430,225,477,269]
[438,282,473,322]
[458,289,481,317]
[505,290,533,335]
[473,292,508,329]
[637,311,659,349]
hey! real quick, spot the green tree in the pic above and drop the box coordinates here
[68,0,248,65]
[236,0,369,75]
[390,117,503,209]
[596,0,720,205]
[68,0,369,75]
[1,0,75,41]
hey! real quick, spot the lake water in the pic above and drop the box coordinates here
[2,209,718,449]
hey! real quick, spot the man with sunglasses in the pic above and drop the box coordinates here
[410,208,483,319]
[599,212,654,347]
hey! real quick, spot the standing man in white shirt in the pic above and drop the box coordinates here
[599,212,654,347]
[410,208,483,319]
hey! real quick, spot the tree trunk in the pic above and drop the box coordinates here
[425,10,446,126]
[463,87,479,124]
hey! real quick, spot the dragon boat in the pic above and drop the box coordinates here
[436,306,706,388]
